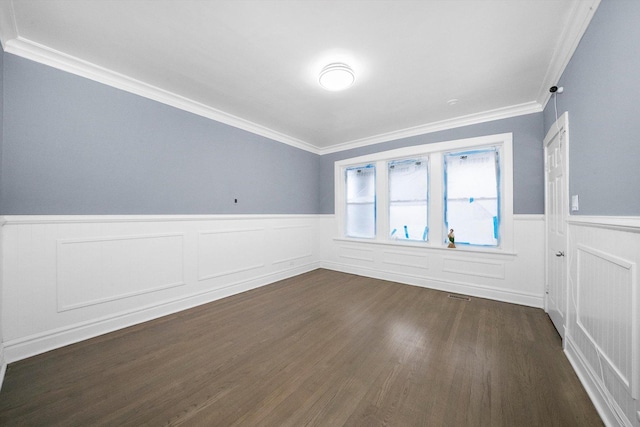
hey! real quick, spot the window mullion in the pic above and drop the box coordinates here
[334,132,513,252]
[430,152,445,246]
[376,160,389,242]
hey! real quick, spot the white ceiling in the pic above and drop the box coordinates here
[0,0,599,153]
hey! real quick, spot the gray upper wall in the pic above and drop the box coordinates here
[543,0,640,216]
[4,2,637,218]
[2,54,320,215]
[319,113,545,214]
[3,48,546,216]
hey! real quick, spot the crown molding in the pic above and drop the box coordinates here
[6,35,542,157]
[318,101,542,155]
[0,0,598,156]
[2,36,321,155]
[537,0,601,109]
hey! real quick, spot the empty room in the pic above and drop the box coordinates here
[0,0,638,425]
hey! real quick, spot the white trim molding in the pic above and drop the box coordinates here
[565,337,628,427]
[334,133,515,254]
[0,212,546,365]
[1,214,322,362]
[0,348,5,393]
[0,0,599,155]
[568,215,640,232]
[319,102,541,155]
[1,35,544,156]
[56,233,188,311]
[6,211,640,427]
[319,214,545,309]
[0,218,4,392]
[564,215,640,427]
[2,214,318,225]
[2,37,320,155]
[197,228,267,281]
[537,0,601,109]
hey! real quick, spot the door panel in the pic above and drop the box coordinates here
[544,113,568,340]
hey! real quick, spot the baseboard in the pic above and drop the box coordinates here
[320,261,543,308]
[565,335,628,427]
[0,346,6,392]
[4,262,320,363]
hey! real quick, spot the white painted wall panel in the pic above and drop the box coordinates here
[57,234,186,311]
[378,250,430,278]
[576,245,634,393]
[564,217,640,427]
[338,245,375,263]
[320,215,545,308]
[442,257,505,279]
[198,228,266,280]
[1,215,321,362]
[5,213,639,427]
[0,221,5,391]
[381,250,429,269]
[271,225,313,265]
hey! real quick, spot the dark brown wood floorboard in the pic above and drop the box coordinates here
[0,269,602,426]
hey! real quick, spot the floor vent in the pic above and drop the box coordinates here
[448,294,471,301]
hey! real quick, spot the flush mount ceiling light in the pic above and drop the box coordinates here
[319,63,355,91]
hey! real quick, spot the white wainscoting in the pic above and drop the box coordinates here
[57,233,187,311]
[564,217,640,427]
[0,218,5,391]
[197,228,266,280]
[1,215,321,363]
[318,214,545,308]
[6,213,639,427]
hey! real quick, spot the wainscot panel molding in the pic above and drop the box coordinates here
[197,228,266,281]
[57,233,187,311]
[0,346,5,392]
[564,216,640,427]
[1,215,322,363]
[271,225,314,265]
[318,215,545,308]
[0,218,5,391]
[7,212,639,427]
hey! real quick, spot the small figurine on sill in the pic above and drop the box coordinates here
[448,229,456,248]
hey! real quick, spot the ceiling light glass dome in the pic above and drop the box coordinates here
[319,63,355,91]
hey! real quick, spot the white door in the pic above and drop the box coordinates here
[544,112,568,341]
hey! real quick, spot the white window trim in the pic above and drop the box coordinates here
[334,133,514,254]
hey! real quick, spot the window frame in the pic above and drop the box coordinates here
[443,147,501,247]
[344,163,377,239]
[388,156,430,242]
[334,133,514,254]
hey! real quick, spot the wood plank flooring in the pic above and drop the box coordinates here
[0,269,602,426]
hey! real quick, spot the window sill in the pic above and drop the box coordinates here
[333,237,518,256]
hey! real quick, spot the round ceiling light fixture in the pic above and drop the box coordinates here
[319,63,355,91]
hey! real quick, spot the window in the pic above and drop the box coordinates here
[335,133,514,252]
[388,158,429,241]
[345,165,376,238]
[444,148,500,246]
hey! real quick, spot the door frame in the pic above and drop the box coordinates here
[544,111,569,342]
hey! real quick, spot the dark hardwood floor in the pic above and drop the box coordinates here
[0,269,602,426]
